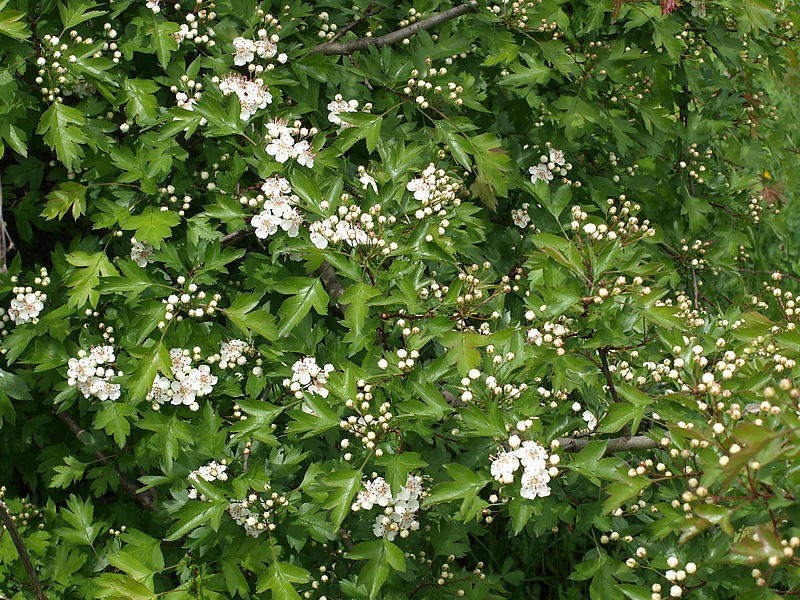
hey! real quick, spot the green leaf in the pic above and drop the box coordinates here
[55,495,99,546]
[57,0,107,29]
[339,283,381,338]
[425,463,491,521]
[128,341,171,404]
[276,279,329,337]
[65,250,119,308]
[122,207,181,249]
[223,293,277,341]
[36,103,88,171]
[153,20,179,70]
[0,368,32,400]
[94,402,135,447]
[0,2,30,40]
[50,456,89,488]
[123,79,160,124]
[41,182,87,221]
[256,561,309,598]
[320,469,362,530]
[165,501,226,541]
[597,404,645,435]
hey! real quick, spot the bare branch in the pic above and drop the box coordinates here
[440,387,467,408]
[0,500,46,599]
[54,410,158,512]
[309,2,480,56]
[557,435,660,454]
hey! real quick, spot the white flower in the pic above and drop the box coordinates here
[232,37,256,66]
[131,240,154,267]
[293,140,315,168]
[583,410,598,431]
[512,208,530,229]
[491,450,520,484]
[8,292,44,325]
[519,468,551,499]
[529,163,553,184]
[514,440,548,472]
[359,172,378,194]
[327,95,358,127]
[266,135,295,163]
[146,0,161,13]
[527,328,543,346]
[549,148,565,166]
[406,177,432,201]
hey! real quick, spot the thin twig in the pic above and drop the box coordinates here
[54,410,158,512]
[557,435,660,454]
[325,5,388,45]
[309,1,480,55]
[0,169,14,274]
[0,500,46,599]
[597,348,620,405]
[339,527,355,551]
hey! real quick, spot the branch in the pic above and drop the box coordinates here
[317,260,347,308]
[54,410,157,512]
[309,1,480,56]
[557,435,660,454]
[220,226,254,248]
[0,500,46,599]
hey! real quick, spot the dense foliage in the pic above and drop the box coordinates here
[1,0,800,598]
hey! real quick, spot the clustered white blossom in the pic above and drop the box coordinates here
[244,176,304,239]
[570,196,656,243]
[130,238,154,267]
[264,118,317,167]
[215,339,254,368]
[67,346,122,401]
[527,320,570,356]
[227,489,287,537]
[232,30,278,66]
[529,147,568,184]
[353,474,425,541]
[327,94,359,128]
[147,348,218,411]
[284,357,335,399]
[309,195,392,251]
[490,433,556,500]
[158,278,221,329]
[187,460,227,500]
[218,73,272,120]
[7,288,46,325]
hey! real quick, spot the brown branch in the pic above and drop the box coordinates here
[309,1,480,56]
[317,260,348,309]
[0,500,46,599]
[439,386,467,408]
[597,348,621,405]
[557,435,659,454]
[339,527,355,552]
[54,410,157,512]
[220,226,254,248]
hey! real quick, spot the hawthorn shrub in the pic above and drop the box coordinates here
[1,0,800,598]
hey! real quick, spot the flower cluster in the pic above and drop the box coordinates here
[214,339,254,369]
[490,434,556,500]
[7,288,46,325]
[227,489,288,537]
[158,278,222,329]
[327,94,359,128]
[147,348,218,411]
[340,379,394,458]
[130,238,154,267]
[526,320,570,356]
[264,119,317,166]
[529,147,568,184]
[353,474,426,541]
[66,346,122,401]
[232,31,278,66]
[187,460,228,500]
[407,164,461,209]
[284,357,335,399]
[402,64,465,108]
[249,176,303,239]
[217,73,272,120]
[172,7,217,48]
[570,196,657,244]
